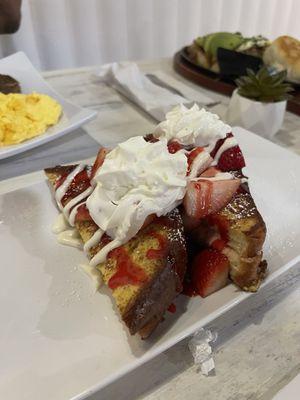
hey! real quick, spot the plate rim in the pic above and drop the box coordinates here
[0,51,97,160]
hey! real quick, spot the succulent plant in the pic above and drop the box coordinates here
[236,67,293,102]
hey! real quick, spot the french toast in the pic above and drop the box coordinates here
[187,186,267,292]
[45,104,267,337]
[45,166,187,338]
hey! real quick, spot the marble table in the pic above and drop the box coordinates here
[1,58,300,400]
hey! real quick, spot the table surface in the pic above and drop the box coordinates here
[1,58,300,400]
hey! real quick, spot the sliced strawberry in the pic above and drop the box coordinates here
[55,172,68,190]
[210,132,233,158]
[55,166,77,190]
[91,148,109,180]
[200,166,220,178]
[168,140,182,154]
[61,169,91,207]
[183,178,240,219]
[187,147,204,167]
[167,303,176,313]
[217,145,245,172]
[75,204,93,223]
[210,238,226,251]
[191,248,229,297]
[187,147,213,178]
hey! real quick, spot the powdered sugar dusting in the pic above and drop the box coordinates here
[225,193,258,220]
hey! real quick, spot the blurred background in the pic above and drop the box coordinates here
[0,0,299,71]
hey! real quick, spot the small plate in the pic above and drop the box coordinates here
[0,128,300,400]
[0,52,97,160]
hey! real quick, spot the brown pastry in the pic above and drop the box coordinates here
[263,35,300,83]
[0,74,21,94]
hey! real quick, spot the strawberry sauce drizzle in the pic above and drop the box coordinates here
[167,140,182,154]
[146,231,168,259]
[108,247,148,289]
[167,303,176,313]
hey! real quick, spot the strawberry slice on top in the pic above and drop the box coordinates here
[217,145,246,172]
[167,140,182,154]
[210,132,246,172]
[191,248,229,297]
[187,147,213,178]
[183,177,240,219]
[90,148,109,180]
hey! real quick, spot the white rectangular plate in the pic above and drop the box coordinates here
[0,128,300,400]
[0,52,97,160]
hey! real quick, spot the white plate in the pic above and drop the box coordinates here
[0,52,97,160]
[0,128,300,400]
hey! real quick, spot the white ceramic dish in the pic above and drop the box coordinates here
[0,52,97,160]
[0,127,300,400]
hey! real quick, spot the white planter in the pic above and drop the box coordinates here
[226,89,287,139]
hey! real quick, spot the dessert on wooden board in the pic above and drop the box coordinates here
[45,104,267,338]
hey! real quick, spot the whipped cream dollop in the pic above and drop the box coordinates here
[86,136,187,265]
[154,104,231,148]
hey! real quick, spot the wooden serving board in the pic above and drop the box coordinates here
[173,50,300,116]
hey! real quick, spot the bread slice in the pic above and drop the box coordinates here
[189,185,267,292]
[219,189,266,291]
[45,166,187,338]
[263,35,300,83]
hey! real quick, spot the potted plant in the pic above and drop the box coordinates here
[226,67,293,139]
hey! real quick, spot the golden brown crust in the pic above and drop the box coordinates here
[94,210,187,337]
[45,165,77,186]
[190,189,267,292]
[219,191,267,291]
[123,261,181,337]
[263,35,300,83]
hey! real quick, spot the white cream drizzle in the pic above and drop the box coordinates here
[83,228,104,253]
[63,186,93,220]
[89,238,122,267]
[55,164,85,207]
[57,229,83,249]
[52,213,69,234]
[212,136,238,165]
[68,201,86,226]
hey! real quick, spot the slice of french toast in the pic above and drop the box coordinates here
[188,184,267,292]
[45,166,187,338]
[218,189,267,291]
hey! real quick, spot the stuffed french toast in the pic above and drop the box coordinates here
[45,104,267,338]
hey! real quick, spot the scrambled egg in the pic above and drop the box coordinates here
[0,92,62,146]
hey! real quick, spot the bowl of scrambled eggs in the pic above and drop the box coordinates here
[0,92,62,147]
